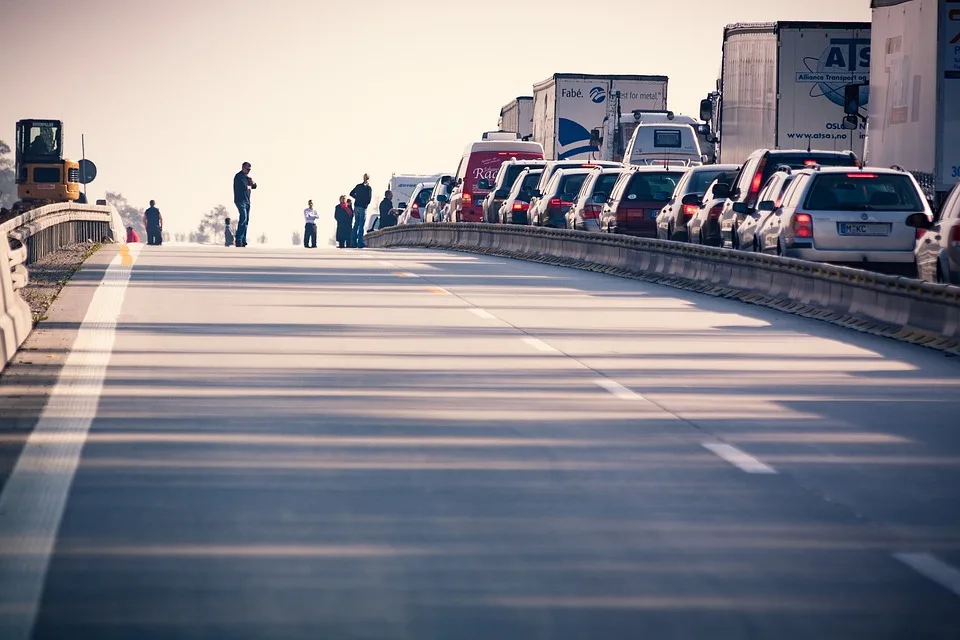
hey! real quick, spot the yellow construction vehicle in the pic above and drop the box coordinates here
[13,119,80,210]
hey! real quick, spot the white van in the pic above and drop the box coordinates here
[623,122,706,168]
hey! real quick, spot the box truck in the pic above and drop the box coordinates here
[499,97,534,140]
[865,0,960,205]
[704,22,871,164]
[532,73,668,161]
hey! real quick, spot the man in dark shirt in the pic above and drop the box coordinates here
[378,190,395,229]
[233,162,257,247]
[144,200,163,246]
[349,173,372,248]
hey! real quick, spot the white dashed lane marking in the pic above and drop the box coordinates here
[595,379,643,400]
[469,309,496,320]
[893,553,960,599]
[702,442,777,474]
[521,337,559,353]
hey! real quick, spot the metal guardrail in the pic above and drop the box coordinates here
[366,223,960,354]
[1,203,123,371]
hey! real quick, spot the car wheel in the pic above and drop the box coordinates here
[936,263,946,284]
[776,240,784,257]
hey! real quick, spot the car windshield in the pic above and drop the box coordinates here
[626,172,685,202]
[557,174,588,198]
[803,173,924,211]
[688,169,732,194]
[592,172,622,198]
[414,188,433,207]
[499,164,538,190]
[515,171,542,195]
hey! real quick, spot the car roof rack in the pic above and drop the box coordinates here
[774,164,792,173]
[890,164,905,172]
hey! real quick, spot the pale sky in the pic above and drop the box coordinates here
[0,0,871,242]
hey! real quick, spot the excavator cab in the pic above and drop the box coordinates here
[14,119,80,204]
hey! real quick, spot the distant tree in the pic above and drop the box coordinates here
[327,236,337,247]
[0,140,16,210]
[162,231,171,243]
[188,231,198,243]
[106,192,145,236]
[200,204,228,244]
[257,233,267,244]
[292,230,301,245]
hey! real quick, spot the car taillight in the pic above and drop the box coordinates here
[708,204,723,219]
[549,197,562,209]
[512,201,528,212]
[747,157,767,206]
[916,226,926,240]
[411,203,421,219]
[950,226,960,248]
[846,173,878,178]
[583,204,602,219]
[462,193,473,206]
[793,212,813,238]
[682,204,699,217]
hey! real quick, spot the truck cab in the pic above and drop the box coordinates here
[622,121,706,168]
[596,110,714,164]
[14,119,80,204]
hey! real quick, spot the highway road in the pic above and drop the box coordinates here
[1,243,959,639]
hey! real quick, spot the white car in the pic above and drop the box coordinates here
[398,182,434,225]
[754,166,932,275]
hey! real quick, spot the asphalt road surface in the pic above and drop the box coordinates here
[1,243,959,639]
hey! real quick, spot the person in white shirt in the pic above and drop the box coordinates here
[303,199,319,248]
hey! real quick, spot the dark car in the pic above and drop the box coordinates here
[656,164,740,241]
[717,148,860,249]
[687,177,734,247]
[498,168,543,224]
[599,167,687,237]
[529,168,593,228]
[566,167,631,232]
[479,159,546,223]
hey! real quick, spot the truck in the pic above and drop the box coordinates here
[531,73,669,161]
[389,174,445,209]
[864,0,960,206]
[499,97,534,140]
[594,105,714,164]
[702,22,872,164]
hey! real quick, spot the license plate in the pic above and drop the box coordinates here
[838,222,890,236]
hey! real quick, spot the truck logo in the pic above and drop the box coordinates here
[797,36,871,108]
[589,87,606,103]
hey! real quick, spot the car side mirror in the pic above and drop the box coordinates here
[437,194,449,204]
[757,200,775,212]
[591,192,606,204]
[842,115,859,131]
[477,179,490,190]
[905,212,933,229]
[495,189,509,198]
[398,203,407,210]
[681,193,701,206]
[732,202,751,216]
[712,183,731,200]
[699,98,714,122]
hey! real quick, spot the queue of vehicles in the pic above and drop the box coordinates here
[385,6,960,286]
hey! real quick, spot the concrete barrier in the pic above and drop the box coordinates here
[1,203,123,371]
[366,223,960,354]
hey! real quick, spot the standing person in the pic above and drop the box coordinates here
[144,200,163,246]
[233,162,257,247]
[334,196,352,249]
[224,217,234,247]
[303,199,319,248]
[349,173,372,249]
[378,189,395,229]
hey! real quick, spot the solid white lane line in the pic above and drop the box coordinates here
[377,260,394,267]
[595,379,642,400]
[0,244,141,640]
[469,308,496,320]
[521,337,559,353]
[702,442,777,474]
[893,553,960,598]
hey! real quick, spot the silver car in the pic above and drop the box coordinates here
[737,168,797,253]
[907,180,960,284]
[755,166,931,274]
